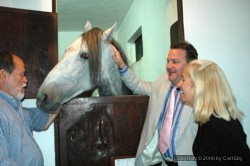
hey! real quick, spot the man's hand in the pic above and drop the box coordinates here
[111,45,127,69]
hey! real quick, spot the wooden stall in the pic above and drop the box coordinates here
[54,95,149,166]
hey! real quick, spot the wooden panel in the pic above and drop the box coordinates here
[55,95,149,166]
[0,7,58,98]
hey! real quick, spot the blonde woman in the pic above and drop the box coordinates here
[178,59,250,166]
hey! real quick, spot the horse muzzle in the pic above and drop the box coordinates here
[36,92,61,113]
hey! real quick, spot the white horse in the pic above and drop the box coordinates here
[36,21,131,113]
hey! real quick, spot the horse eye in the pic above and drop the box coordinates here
[80,53,88,59]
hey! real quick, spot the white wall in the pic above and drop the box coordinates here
[183,0,250,145]
[0,0,52,12]
[22,100,55,166]
[117,0,177,82]
[58,31,82,60]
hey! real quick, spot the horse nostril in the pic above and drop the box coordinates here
[38,93,48,104]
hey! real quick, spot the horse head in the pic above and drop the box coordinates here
[36,21,131,113]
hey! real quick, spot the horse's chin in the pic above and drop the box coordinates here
[37,101,62,114]
[50,104,62,114]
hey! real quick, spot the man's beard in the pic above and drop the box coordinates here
[16,92,25,100]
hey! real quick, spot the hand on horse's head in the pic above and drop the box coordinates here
[111,45,126,69]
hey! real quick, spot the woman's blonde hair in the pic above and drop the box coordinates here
[186,60,244,124]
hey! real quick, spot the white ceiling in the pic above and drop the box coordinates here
[57,0,134,31]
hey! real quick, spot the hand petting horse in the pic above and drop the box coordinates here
[36,21,131,113]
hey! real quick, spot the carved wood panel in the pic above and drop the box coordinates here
[55,95,149,166]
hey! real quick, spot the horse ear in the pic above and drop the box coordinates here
[84,20,92,32]
[102,22,116,41]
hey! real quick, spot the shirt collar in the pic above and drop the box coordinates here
[0,90,20,105]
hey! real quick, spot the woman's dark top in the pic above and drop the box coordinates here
[193,115,250,166]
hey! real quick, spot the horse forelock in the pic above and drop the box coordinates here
[81,27,102,85]
[80,28,130,95]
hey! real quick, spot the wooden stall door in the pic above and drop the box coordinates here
[0,7,58,98]
[55,95,149,166]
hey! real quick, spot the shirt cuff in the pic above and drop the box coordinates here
[119,66,128,76]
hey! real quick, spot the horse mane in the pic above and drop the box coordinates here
[81,27,129,86]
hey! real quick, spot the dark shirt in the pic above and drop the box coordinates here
[193,115,250,166]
